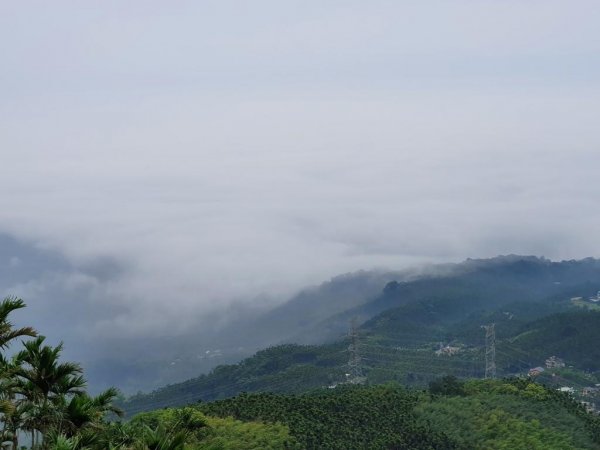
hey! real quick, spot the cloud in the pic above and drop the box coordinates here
[0,0,600,389]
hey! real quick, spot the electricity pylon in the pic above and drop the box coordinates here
[482,323,496,379]
[347,318,365,384]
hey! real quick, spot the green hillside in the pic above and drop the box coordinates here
[200,383,453,449]
[506,311,600,370]
[195,378,600,449]
[122,306,600,415]
[105,378,600,449]
[122,258,600,415]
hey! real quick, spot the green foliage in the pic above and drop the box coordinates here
[472,409,574,450]
[122,343,346,415]
[0,296,37,349]
[417,379,600,449]
[133,424,187,450]
[196,416,298,450]
[428,376,466,396]
[509,311,600,371]
[98,407,297,450]
[15,336,86,400]
[0,297,124,450]
[0,296,299,450]
[200,384,455,449]
[179,379,600,449]
[130,407,207,443]
[46,433,82,450]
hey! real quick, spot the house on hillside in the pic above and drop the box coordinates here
[435,345,461,357]
[546,356,565,369]
[528,367,545,377]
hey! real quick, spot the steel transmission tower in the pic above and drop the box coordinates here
[347,318,365,384]
[482,323,496,379]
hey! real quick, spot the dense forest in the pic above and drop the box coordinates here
[54,377,600,449]
[199,378,600,449]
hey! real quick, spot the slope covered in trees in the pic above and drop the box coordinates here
[200,384,453,449]
[122,257,600,414]
[198,378,600,449]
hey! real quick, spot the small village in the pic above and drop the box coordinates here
[570,290,600,310]
[433,339,600,415]
[528,355,600,414]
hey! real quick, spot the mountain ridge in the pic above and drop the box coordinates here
[120,255,600,414]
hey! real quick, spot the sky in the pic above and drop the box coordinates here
[1,1,600,388]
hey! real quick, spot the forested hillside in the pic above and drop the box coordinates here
[199,383,453,449]
[122,257,600,415]
[194,378,600,449]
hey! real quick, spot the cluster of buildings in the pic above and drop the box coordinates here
[528,356,600,413]
[556,384,599,413]
[559,388,599,414]
[570,291,600,304]
[528,366,545,377]
[435,344,461,357]
[528,356,567,377]
[530,356,600,414]
[546,355,566,368]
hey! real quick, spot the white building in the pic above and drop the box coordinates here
[558,386,575,394]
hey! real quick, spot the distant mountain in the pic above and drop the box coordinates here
[121,256,600,414]
[238,269,411,346]
[101,269,410,392]
[286,255,600,345]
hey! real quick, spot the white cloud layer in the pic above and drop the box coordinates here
[1,1,600,343]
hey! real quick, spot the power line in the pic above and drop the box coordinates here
[126,320,542,415]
